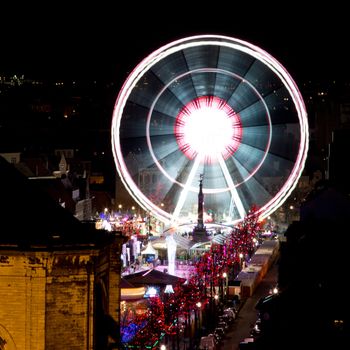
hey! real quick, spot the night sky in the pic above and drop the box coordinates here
[1,3,349,87]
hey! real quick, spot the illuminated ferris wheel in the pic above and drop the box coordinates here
[111,35,308,226]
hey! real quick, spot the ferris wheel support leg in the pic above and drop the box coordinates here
[218,154,246,220]
[171,154,203,224]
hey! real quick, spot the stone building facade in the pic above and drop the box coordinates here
[0,156,126,349]
[0,237,125,350]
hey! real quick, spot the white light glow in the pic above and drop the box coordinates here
[144,286,158,298]
[164,284,175,294]
[166,234,177,275]
[175,96,242,163]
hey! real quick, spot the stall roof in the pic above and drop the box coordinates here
[123,268,186,286]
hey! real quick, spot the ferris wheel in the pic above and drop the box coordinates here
[111,35,308,226]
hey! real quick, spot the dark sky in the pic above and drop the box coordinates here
[1,3,349,86]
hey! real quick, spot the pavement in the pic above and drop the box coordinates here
[220,260,279,350]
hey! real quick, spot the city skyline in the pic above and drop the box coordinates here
[1,5,349,85]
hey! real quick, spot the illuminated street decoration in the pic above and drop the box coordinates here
[164,284,175,294]
[144,286,158,298]
[166,234,177,275]
[112,35,308,226]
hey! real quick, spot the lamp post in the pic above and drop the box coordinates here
[239,253,244,270]
[147,212,152,236]
[213,294,219,329]
[222,272,228,304]
[195,302,202,326]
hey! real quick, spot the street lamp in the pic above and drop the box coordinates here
[195,302,202,339]
[222,272,228,304]
[239,253,244,270]
[148,212,152,236]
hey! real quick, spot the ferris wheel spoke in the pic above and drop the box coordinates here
[239,130,270,155]
[233,143,266,176]
[213,72,240,101]
[163,71,200,105]
[191,71,216,97]
[217,60,255,102]
[231,157,274,199]
[222,59,256,102]
[217,154,246,220]
[236,100,268,123]
[154,143,187,163]
[171,154,203,223]
[182,48,220,98]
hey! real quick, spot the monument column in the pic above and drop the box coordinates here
[193,174,207,242]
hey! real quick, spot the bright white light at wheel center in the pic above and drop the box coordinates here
[175,96,242,163]
[186,107,233,154]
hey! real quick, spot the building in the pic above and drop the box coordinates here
[0,156,126,349]
[327,128,350,194]
[254,180,350,349]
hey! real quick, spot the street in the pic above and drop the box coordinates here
[220,260,279,349]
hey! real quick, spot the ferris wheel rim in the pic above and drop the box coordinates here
[111,34,309,224]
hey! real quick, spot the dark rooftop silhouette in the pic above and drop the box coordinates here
[0,155,113,248]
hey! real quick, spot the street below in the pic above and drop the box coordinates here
[220,260,279,350]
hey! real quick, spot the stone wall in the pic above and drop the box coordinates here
[0,251,96,350]
[45,253,95,350]
[0,253,46,350]
[0,232,125,350]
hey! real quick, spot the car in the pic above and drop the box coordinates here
[217,321,229,330]
[218,314,233,324]
[199,335,217,349]
[250,323,261,338]
[239,337,255,349]
[214,327,225,340]
[223,308,236,320]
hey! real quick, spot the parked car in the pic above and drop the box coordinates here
[218,314,232,324]
[214,326,225,340]
[223,307,236,320]
[199,335,217,349]
[218,321,229,330]
[239,337,255,349]
[250,322,261,338]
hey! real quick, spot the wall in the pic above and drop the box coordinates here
[45,252,95,350]
[0,251,96,350]
[0,253,46,350]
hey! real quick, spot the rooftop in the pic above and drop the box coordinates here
[0,155,120,250]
